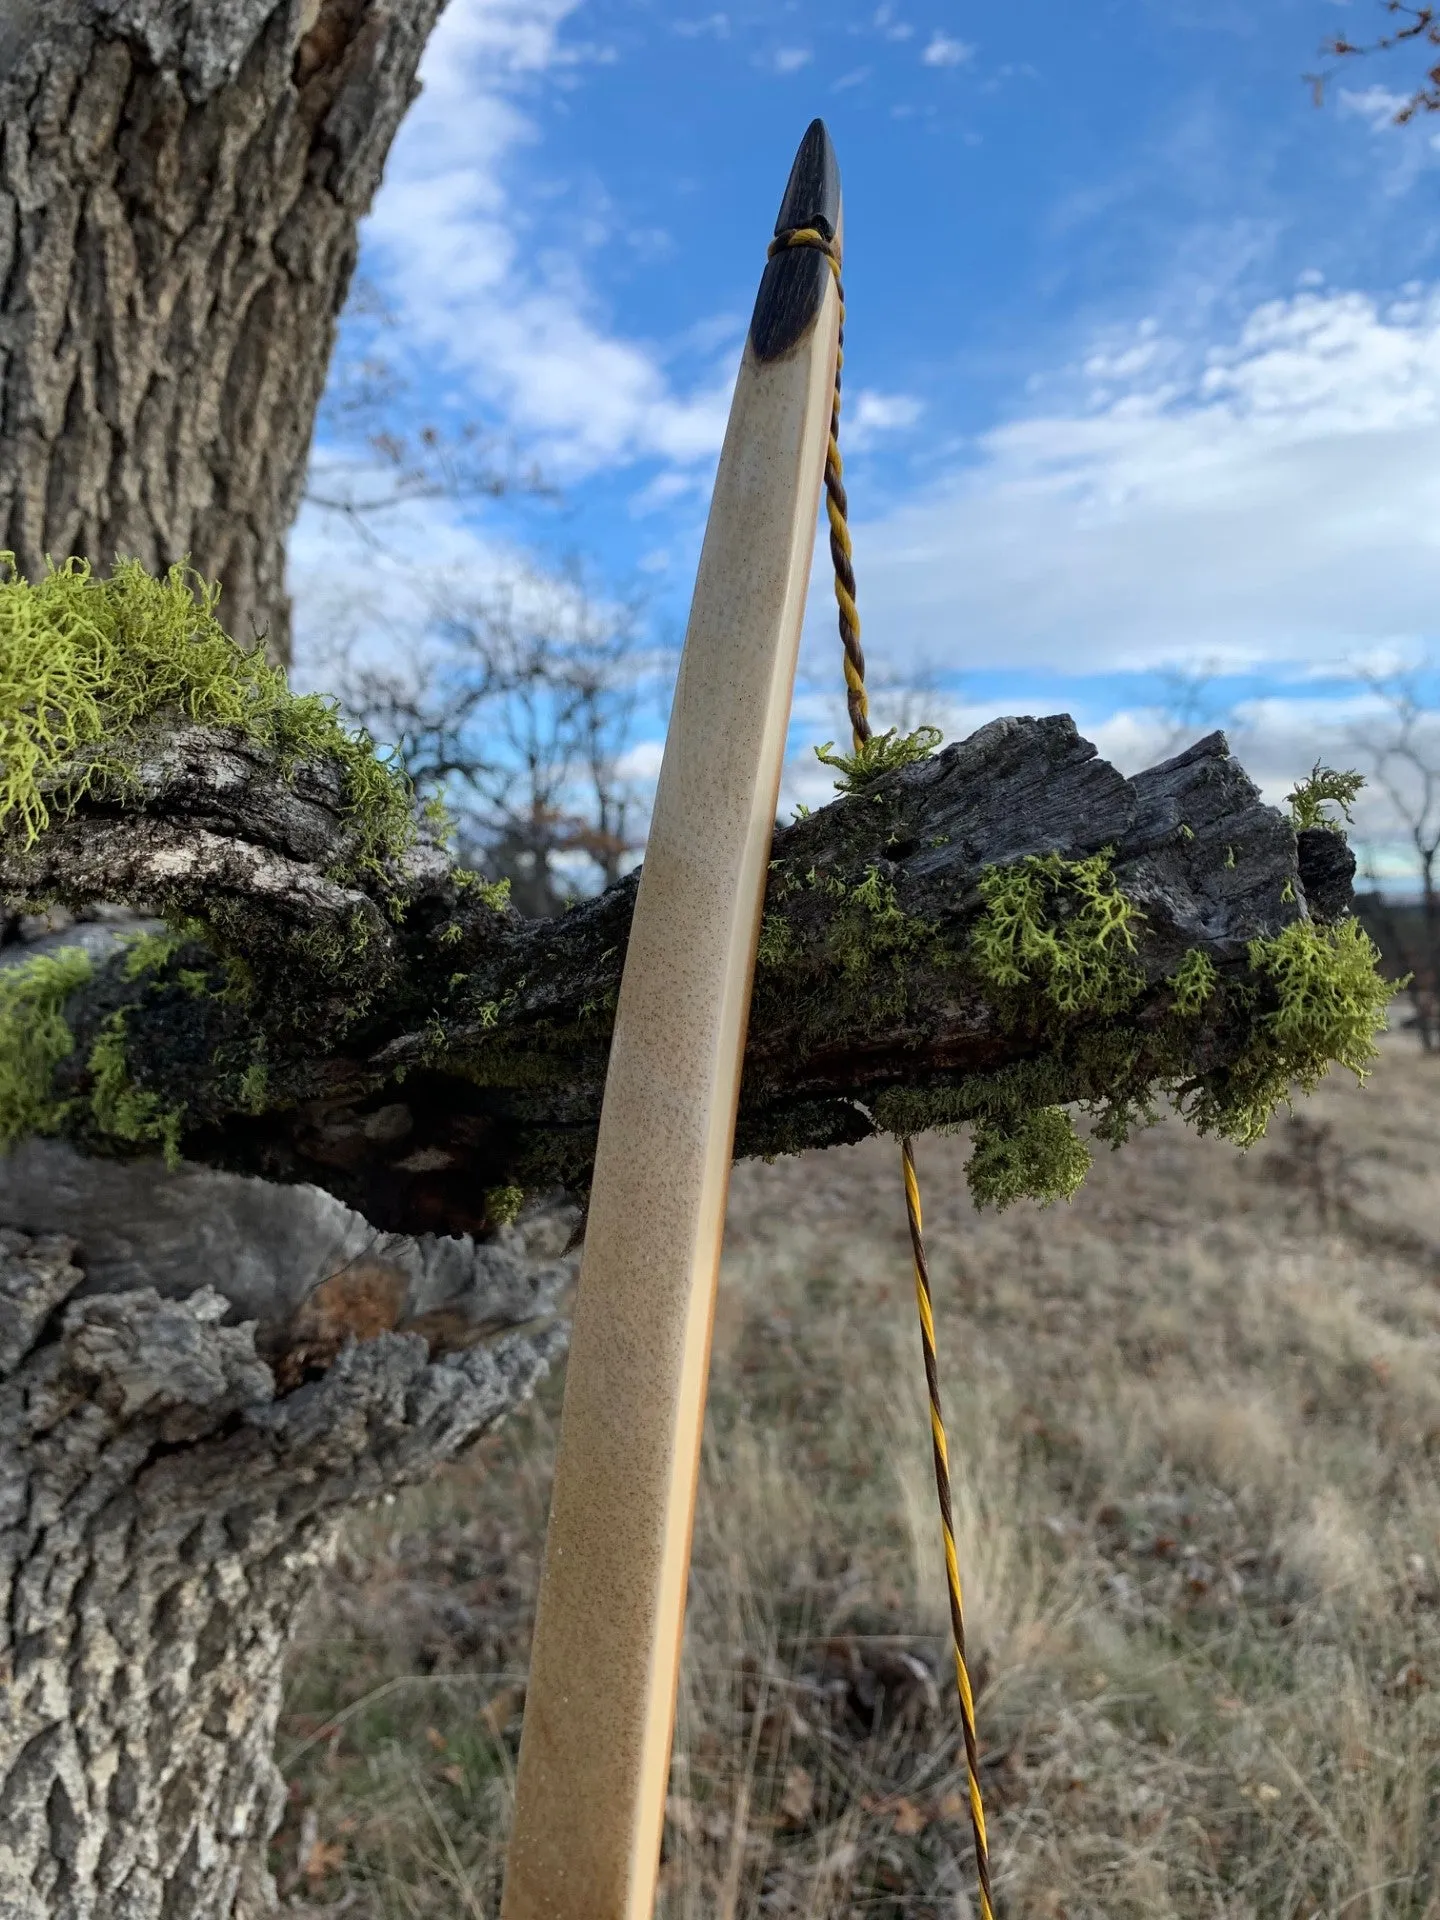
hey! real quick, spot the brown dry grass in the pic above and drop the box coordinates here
[276,1038,1440,1917]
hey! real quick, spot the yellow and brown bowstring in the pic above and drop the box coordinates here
[768,225,996,1920]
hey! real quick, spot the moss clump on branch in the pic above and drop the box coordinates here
[87,1010,186,1169]
[1169,948,1218,1016]
[970,849,1145,1016]
[814,725,944,792]
[1188,918,1393,1149]
[0,554,415,873]
[967,1105,1093,1208]
[874,850,1392,1213]
[0,947,94,1147]
[1287,762,1365,833]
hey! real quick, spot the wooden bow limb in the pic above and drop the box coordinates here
[500,121,844,1919]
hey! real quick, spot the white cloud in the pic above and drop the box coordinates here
[288,478,534,684]
[1338,84,1410,132]
[922,31,974,67]
[357,0,735,481]
[673,12,729,36]
[873,6,914,41]
[846,388,924,449]
[838,287,1440,678]
[760,45,813,75]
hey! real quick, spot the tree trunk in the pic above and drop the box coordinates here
[0,5,559,1908]
[0,0,445,662]
[0,1178,569,1919]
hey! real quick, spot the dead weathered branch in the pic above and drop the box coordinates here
[1,713,1358,1236]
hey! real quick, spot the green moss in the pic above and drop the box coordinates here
[870,846,1390,1211]
[967,1107,1092,1209]
[453,871,512,912]
[422,794,457,845]
[826,865,926,976]
[87,1011,186,1168]
[1188,918,1392,1148]
[756,912,798,970]
[484,1185,527,1229]
[238,1062,269,1113]
[1287,762,1364,833]
[756,860,941,1042]
[121,930,186,980]
[970,849,1145,1016]
[814,725,943,792]
[0,948,93,1147]
[0,554,414,875]
[1169,948,1218,1016]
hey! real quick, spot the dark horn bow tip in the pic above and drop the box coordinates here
[774,118,841,241]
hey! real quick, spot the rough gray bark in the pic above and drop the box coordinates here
[1,710,1353,1234]
[0,1188,570,1919]
[0,0,445,661]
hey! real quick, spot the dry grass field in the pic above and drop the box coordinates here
[275,1037,1440,1918]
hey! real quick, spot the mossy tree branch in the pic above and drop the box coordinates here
[0,695,1381,1236]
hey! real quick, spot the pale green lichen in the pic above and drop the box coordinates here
[755,912,798,970]
[0,554,414,874]
[238,1062,269,1113]
[1288,762,1364,833]
[881,851,1393,1212]
[1186,918,1392,1148]
[967,1106,1092,1209]
[0,947,93,1147]
[970,849,1144,1016]
[121,929,186,980]
[484,1185,526,1228]
[87,1011,185,1168]
[453,870,513,912]
[814,725,943,792]
[1169,948,1218,1016]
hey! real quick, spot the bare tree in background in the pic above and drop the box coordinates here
[324,566,651,916]
[295,280,646,916]
[302,278,551,541]
[1349,668,1440,1049]
[1316,2,1440,117]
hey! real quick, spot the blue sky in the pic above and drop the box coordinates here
[290,0,1440,869]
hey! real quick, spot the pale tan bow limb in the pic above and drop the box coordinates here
[501,122,843,1920]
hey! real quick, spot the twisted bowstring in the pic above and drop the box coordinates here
[903,1141,995,1920]
[766,227,869,748]
[768,223,995,1920]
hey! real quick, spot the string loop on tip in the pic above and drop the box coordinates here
[767,226,869,749]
